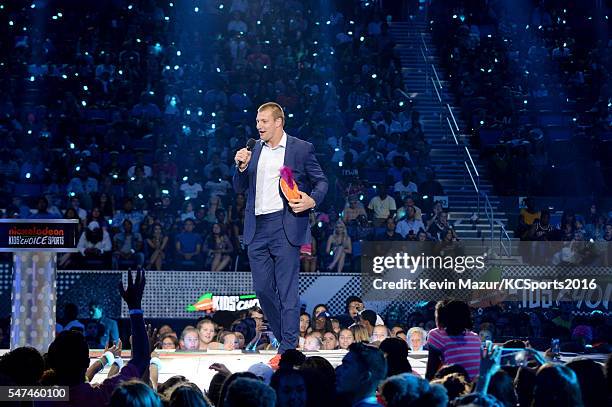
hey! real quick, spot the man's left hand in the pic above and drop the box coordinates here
[289,193,316,213]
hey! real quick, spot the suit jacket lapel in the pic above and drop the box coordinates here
[283,134,293,168]
[251,140,263,197]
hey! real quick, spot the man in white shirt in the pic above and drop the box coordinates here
[367,185,396,227]
[233,102,328,356]
[393,171,418,200]
[395,206,425,239]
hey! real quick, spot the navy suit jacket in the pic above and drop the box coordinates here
[233,135,328,246]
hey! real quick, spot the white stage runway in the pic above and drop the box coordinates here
[88,349,430,390]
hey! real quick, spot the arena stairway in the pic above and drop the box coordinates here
[389,19,521,261]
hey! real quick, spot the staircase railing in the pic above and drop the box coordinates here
[419,30,512,254]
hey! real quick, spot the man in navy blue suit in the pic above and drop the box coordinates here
[233,102,328,353]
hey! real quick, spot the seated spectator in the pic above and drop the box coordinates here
[379,373,447,407]
[407,327,427,351]
[343,195,367,224]
[29,196,61,219]
[336,343,387,407]
[393,171,418,200]
[76,221,112,269]
[425,300,481,381]
[204,153,230,180]
[379,217,404,241]
[368,185,397,227]
[325,220,352,272]
[427,211,451,241]
[179,176,203,201]
[112,219,145,270]
[112,198,145,234]
[204,170,232,200]
[518,197,541,236]
[67,168,99,209]
[396,206,425,239]
[379,338,413,377]
[146,224,169,271]
[180,201,196,222]
[175,219,203,270]
[205,223,234,271]
[69,196,88,221]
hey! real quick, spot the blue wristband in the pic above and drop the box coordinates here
[129,309,144,315]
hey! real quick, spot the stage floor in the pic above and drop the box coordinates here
[88,350,430,390]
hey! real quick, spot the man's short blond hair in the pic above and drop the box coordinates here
[257,102,285,125]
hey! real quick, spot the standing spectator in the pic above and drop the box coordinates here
[368,185,396,227]
[112,219,145,270]
[336,343,387,407]
[425,300,481,381]
[43,269,149,405]
[175,219,203,270]
[88,302,120,349]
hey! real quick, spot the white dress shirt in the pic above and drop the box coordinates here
[254,133,287,215]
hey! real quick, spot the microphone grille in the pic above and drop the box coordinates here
[246,138,257,151]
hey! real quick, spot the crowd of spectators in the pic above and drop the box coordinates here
[1,271,610,406]
[429,0,611,196]
[0,0,455,272]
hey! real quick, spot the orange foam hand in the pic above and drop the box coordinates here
[280,166,301,200]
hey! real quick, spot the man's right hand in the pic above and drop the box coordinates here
[234,148,252,170]
[119,267,146,310]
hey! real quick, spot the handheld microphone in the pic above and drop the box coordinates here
[236,138,257,168]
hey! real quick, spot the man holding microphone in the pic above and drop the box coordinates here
[233,102,328,355]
